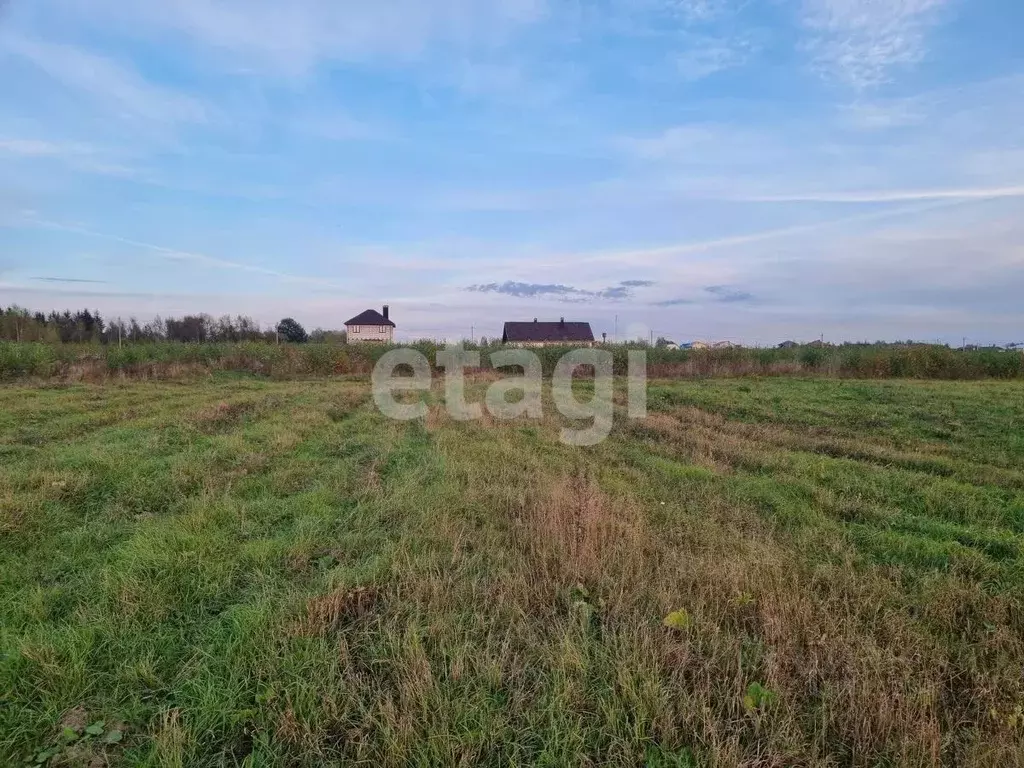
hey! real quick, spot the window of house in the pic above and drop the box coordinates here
[351,326,359,333]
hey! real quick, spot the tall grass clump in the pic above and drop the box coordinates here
[0,342,58,379]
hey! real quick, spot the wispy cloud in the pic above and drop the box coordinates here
[467,281,580,298]
[0,138,82,157]
[736,185,1024,204]
[31,276,108,284]
[704,284,753,302]
[569,197,977,268]
[653,285,754,306]
[639,0,730,23]
[465,279,653,301]
[291,110,384,142]
[2,36,210,125]
[23,217,355,291]
[801,0,950,88]
[44,0,548,75]
[839,98,926,130]
[674,35,753,81]
[618,75,1024,206]
[0,136,139,177]
[653,297,694,306]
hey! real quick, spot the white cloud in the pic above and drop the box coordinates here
[657,0,731,22]
[1,36,210,125]
[839,98,926,130]
[38,0,548,75]
[289,110,384,142]
[22,216,355,291]
[801,0,950,88]
[616,74,1024,203]
[562,196,980,269]
[674,35,753,81]
[0,136,140,177]
[0,138,82,157]
[735,185,1024,203]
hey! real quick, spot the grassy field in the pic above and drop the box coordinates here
[1,376,1023,766]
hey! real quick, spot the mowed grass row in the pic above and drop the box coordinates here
[1,376,1023,766]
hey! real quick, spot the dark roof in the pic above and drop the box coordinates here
[502,320,594,343]
[344,309,394,327]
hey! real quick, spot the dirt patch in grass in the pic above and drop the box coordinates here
[58,706,89,734]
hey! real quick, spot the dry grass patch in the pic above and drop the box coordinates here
[424,402,450,432]
[288,585,380,638]
[521,472,650,601]
[0,489,27,535]
[189,399,259,433]
[325,387,369,422]
[150,709,186,768]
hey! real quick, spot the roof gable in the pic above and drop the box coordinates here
[345,309,395,327]
[502,321,594,343]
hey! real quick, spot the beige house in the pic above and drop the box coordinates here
[345,305,395,343]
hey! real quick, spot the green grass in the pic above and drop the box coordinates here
[1,377,1023,766]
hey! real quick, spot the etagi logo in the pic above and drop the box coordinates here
[371,346,647,446]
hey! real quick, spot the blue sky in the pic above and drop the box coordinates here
[1,0,1023,344]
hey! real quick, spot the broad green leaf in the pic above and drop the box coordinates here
[662,608,691,631]
[85,721,105,736]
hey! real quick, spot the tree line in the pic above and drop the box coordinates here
[0,306,342,344]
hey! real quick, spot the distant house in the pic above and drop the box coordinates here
[689,340,710,350]
[345,305,395,343]
[778,340,798,349]
[712,340,735,349]
[502,318,595,347]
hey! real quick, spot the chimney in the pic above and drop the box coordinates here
[383,305,389,321]
[560,316,565,325]
[533,317,538,322]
